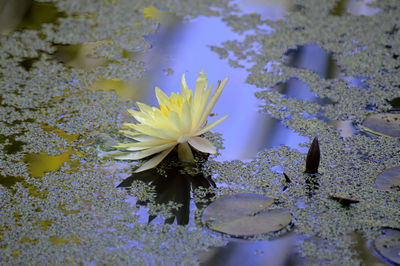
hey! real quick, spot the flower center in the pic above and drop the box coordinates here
[177,134,190,143]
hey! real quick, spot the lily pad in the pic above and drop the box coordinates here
[373,228,400,265]
[360,113,400,138]
[375,166,400,191]
[201,193,292,237]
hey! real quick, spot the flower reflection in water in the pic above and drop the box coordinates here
[117,157,215,225]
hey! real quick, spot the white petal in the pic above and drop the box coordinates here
[134,146,175,173]
[114,142,176,160]
[195,115,228,136]
[188,136,216,154]
[177,142,194,162]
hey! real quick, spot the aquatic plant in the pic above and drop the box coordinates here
[113,70,228,172]
[304,137,320,174]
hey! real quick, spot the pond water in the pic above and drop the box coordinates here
[1,0,400,265]
[99,13,311,161]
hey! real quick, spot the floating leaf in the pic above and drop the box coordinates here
[304,137,320,174]
[373,228,400,265]
[375,166,400,191]
[360,113,400,138]
[201,193,292,237]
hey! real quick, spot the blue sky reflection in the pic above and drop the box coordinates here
[135,15,308,161]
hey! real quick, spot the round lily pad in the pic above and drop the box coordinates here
[373,228,400,265]
[375,166,400,191]
[201,193,292,237]
[361,113,400,138]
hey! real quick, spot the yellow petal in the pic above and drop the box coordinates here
[124,134,160,142]
[127,109,152,125]
[188,136,216,154]
[136,102,153,114]
[113,143,151,151]
[134,146,175,173]
[168,111,183,131]
[192,84,212,130]
[194,73,206,108]
[135,111,174,130]
[195,70,207,94]
[195,115,228,136]
[181,101,192,133]
[131,124,177,139]
[122,123,137,130]
[104,151,133,158]
[114,142,176,160]
[198,77,228,128]
[181,73,192,101]
[119,130,141,139]
[150,109,174,129]
[177,142,194,162]
[114,139,172,151]
[155,86,170,109]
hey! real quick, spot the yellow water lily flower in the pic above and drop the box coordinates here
[114,70,228,172]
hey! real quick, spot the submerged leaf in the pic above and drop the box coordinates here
[201,193,292,237]
[304,137,320,174]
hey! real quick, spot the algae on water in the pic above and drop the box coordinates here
[1,0,400,265]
